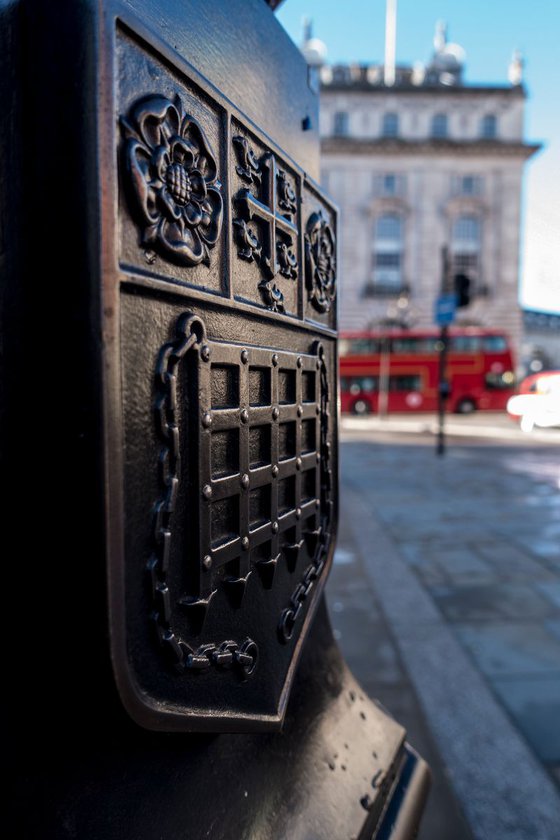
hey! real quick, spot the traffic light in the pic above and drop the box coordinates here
[454,273,471,308]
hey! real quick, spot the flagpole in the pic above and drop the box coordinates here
[384,0,397,86]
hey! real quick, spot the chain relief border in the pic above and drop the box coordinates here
[148,312,258,677]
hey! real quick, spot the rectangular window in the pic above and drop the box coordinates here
[333,111,349,137]
[376,215,402,240]
[374,174,406,197]
[482,335,507,352]
[373,268,402,287]
[432,114,448,138]
[481,115,497,139]
[339,338,382,356]
[453,253,479,272]
[388,375,422,392]
[450,336,482,352]
[451,176,484,197]
[382,113,399,138]
[384,174,396,194]
[375,253,401,268]
[391,337,439,354]
[453,217,480,242]
[345,376,379,394]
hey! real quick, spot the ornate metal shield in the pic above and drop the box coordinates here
[104,22,338,731]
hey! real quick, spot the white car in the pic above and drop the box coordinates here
[507,372,560,432]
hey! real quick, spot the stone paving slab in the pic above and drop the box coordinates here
[327,532,474,840]
[429,582,558,622]
[547,619,560,642]
[536,580,560,609]
[490,674,560,763]
[337,434,560,839]
[452,622,560,675]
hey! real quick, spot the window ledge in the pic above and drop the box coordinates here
[362,283,410,299]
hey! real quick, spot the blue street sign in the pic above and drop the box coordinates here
[435,294,457,325]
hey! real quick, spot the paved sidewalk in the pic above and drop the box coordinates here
[326,428,560,840]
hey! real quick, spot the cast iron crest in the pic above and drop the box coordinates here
[111,41,337,732]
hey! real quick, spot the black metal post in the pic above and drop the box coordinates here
[436,325,450,456]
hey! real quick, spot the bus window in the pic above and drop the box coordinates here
[392,337,439,354]
[388,375,421,391]
[450,335,481,352]
[485,371,515,390]
[361,377,378,392]
[415,338,439,353]
[344,376,379,394]
[340,338,381,355]
[392,337,419,354]
[482,335,507,352]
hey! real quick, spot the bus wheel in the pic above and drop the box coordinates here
[352,399,371,416]
[456,398,476,414]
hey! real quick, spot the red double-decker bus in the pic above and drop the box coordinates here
[340,328,516,415]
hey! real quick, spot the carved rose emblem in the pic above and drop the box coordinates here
[121,94,223,267]
[305,211,336,313]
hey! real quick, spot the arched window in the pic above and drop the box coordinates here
[382,112,399,138]
[431,113,448,138]
[451,215,481,290]
[481,114,497,139]
[373,214,403,289]
[333,111,349,137]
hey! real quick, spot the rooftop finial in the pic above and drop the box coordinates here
[300,18,327,71]
[508,49,524,86]
[434,20,447,54]
[302,16,313,44]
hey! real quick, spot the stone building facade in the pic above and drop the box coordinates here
[315,32,539,357]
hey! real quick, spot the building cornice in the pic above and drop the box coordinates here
[321,83,526,97]
[321,137,542,159]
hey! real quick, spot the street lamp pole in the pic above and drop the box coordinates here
[436,246,452,456]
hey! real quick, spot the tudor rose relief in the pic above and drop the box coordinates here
[121,94,223,267]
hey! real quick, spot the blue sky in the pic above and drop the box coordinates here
[277,0,560,315]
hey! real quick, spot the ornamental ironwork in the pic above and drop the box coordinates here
[232,137,299,311]
[121,94,223,267]
[305,210,337,313]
